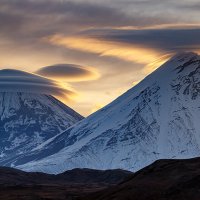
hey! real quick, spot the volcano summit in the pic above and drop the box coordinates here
[0,69,83,166]
[17,52,200,174]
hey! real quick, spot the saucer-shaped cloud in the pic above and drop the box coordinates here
[0,69,74,99]
[35,64,100,82]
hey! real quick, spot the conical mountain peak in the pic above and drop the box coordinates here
[171,51,198,61]
[165,51,200,71]
[14,51,200,174]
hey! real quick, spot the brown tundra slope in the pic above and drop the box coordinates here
[83,157,200,200]
[0,167,132,200]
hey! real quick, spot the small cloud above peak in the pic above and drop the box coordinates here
[35,64,100,82]
[173,51,198,58]
[169,51,199,63]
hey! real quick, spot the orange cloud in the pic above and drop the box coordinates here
[44,34,165,65]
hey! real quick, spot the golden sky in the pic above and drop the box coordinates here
[0,0,200,116]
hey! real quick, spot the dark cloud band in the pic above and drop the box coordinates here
[84,28,200,52]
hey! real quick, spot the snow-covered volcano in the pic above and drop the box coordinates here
[0,69,83,166]
[11,52,200,173]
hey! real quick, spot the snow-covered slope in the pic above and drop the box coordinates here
[18,52,200,173]
[0,92,83,166]
[0,70,83,166]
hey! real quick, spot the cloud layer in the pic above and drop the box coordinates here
[0,69,74,99]
[86,28,200,52]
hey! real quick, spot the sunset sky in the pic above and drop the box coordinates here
[0,0,200,116]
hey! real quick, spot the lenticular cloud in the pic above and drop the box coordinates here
[36,64,99,81]
[0,69,73,97]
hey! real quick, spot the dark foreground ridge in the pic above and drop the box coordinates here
[0,167,132,200]
[84,157,200,200]
[2,157,200,199]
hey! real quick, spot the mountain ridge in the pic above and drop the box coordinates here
[11,51,200,174]
[0,166,132,200]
